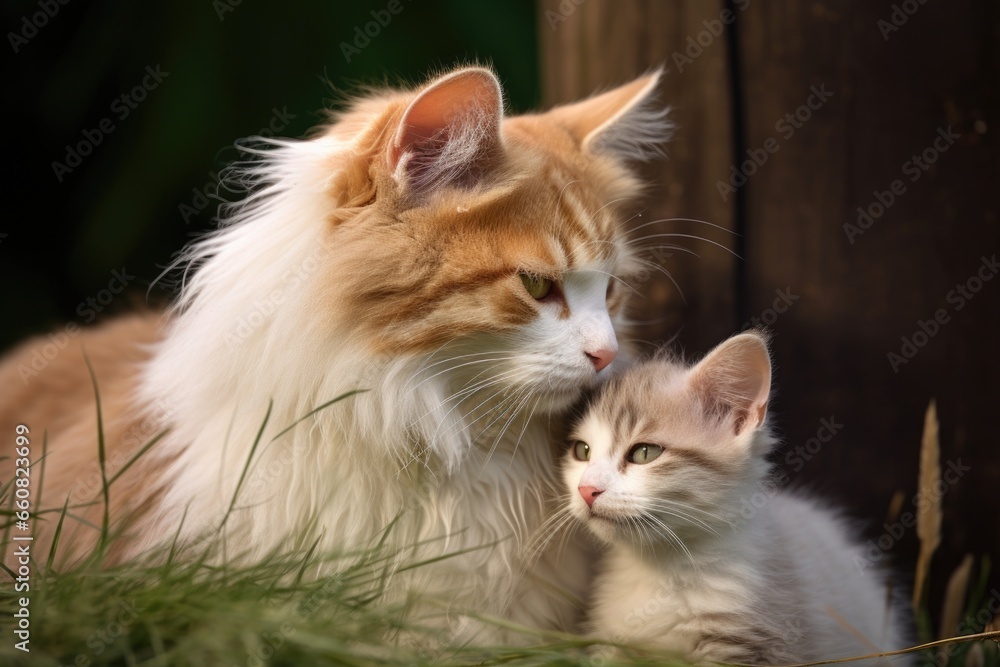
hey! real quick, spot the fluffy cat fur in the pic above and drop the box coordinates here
[0,66,672,642]
[561,332,913,664]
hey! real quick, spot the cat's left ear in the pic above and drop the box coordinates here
[387,67,504,195]
[688,331,772,437]
[546,69,672,162]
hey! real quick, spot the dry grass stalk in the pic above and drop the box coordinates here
[913,398,942,610]
[964,641,984,667]
[939,554,974,640]
[885,489,906,524]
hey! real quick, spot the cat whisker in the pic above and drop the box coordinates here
[406,365,514,431]
[400,374,522,474]
[413,349,511,377]
[639,499,730,533]
[628,216,739,236]
[431,373,522,442]
[481,387,534,471]
[440,379,526,447]
[633,258,688,305]
[641,506,721,537]
[507,394,541,465]
[521,504,575,564]
[631,242,702,259]
[624,232,742,260]
[407,354,518,394]
[642,512,699,572]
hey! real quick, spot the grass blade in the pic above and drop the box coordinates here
[82,350,111,552]
[270,390,368,443]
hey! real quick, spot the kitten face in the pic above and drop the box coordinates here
[562,333,774,546]
[310,67,670,411]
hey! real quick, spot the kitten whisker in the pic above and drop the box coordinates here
[639,498,730,532]
[642,512,699,572]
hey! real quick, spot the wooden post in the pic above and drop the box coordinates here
[539,0,1000,615]
[539,0,738,351]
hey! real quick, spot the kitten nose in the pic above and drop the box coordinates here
[585,348,616,372]
[578,485,604,508]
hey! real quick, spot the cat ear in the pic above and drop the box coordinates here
[387,67,504,195]
[688,331,772,437]
[547,69,672,161]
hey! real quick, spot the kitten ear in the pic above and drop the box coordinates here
[688,332,772,437]
[387,67,504,195]
[547,69,672,161]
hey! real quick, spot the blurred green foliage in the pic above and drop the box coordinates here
[1,0,539,349]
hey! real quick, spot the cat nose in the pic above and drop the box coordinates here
[578,485,604,507]
[585,348,616,372]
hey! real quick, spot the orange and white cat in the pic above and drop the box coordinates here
[0,66,671,641]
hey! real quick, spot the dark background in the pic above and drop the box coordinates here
[3,0,998,637]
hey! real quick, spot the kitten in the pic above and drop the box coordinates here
[561,332,912,664]
[0,66,671,642]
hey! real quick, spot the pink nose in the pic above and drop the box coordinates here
[578,485,604,508]
[586,348,617,372]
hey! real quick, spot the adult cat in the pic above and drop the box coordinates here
[0,66,671,641]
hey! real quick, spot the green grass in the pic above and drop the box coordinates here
[0,383,996,666]
[0,510,692,667]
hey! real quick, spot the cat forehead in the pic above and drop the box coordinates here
[403,170,628,269]
[574,361,699,452]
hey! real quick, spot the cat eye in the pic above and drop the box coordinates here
[519,273,553,300]
[626,443,664,465]
[572,441,590,461]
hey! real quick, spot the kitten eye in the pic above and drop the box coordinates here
[572,441,590,461]
[519,273,553,300]
[626,443,664,465]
